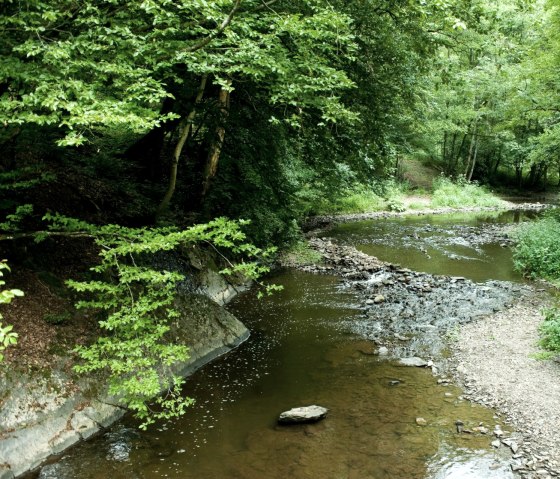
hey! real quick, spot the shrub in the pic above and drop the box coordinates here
[540,305,560,354]
[512,217,560,281]
[0,262,23,362]
[513,213,560,354]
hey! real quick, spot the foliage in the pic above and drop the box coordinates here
[42,214,276,428]
[0,1,357,144]
[431,177,505,208]
[513,212,560,355]
[512,214,560,281]
[0,262,23,362]
[539,304,560,353]
[280,240,323,267]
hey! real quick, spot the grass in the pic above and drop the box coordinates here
[329,190,386,213]
[431,177,506,208]
[312,175,508,216]
[280,240,323,266]
[315,181,409,215]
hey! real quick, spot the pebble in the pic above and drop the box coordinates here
[374,294,385,304]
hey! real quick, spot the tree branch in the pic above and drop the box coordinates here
[184,0,241,53]
[0,231,95,242]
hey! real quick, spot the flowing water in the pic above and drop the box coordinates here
[33,211,536,479]
[322,210,538,283]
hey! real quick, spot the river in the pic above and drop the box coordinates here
[33,210,538,479]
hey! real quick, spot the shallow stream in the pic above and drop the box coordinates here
[34,210,537,479]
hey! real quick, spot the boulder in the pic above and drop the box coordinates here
[278,405,328,425]
[398,357,428,367]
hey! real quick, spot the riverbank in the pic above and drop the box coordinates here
[452,296,560,478]
[303,201,552,233]
[291,205,560,478]
[0,251,251,479]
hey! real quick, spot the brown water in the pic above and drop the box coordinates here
[323,210,536,283]
[37,270,514,479]
[34,211,539,479]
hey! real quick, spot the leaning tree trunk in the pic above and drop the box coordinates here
[201,82,231,199]
[156,75,208,218]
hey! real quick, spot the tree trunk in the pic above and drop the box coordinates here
[493,148,502,176]
[201,82,231,199]
[156,75,208,217]
[442,131,448,166]
[467,134,479,182]
[447,132,457,174]
[453,132,468,174]
[464,119,479,180]
[123,97,176,181]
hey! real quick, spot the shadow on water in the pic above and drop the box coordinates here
[34,210,535,479]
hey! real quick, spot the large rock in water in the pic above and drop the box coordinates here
[398,357,428,367]
[278,405,328,424]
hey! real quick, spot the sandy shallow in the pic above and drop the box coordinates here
[452,295,560,477]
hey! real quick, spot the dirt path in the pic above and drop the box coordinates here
[452,296,560,477]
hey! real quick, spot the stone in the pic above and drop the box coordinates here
[0,467,14,479]
[377,346,389,356]
[70,410,100,440]
[278,405,328,425]
[373,295,385,304]
[416,417,428,426]
[473,426,489,434]
[491,439,501,448]
[366,299,375,305]
[502,439,520,454]
[398,357,428,367]
[389,380,401,386]
[50,429,81,455]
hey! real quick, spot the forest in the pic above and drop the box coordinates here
[1,0,560,426]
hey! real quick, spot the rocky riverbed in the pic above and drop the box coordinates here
[286,223,560,478]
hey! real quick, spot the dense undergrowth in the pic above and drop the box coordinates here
[431,177,506,208]
[513,210,560,355]
[313,176,506,215]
